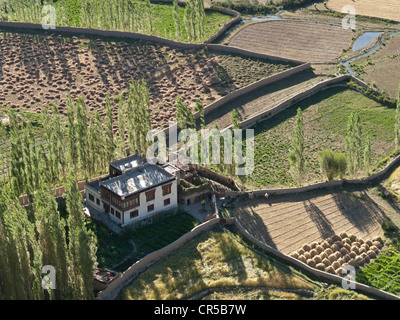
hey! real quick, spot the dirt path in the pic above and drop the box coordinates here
[231,191,388,255]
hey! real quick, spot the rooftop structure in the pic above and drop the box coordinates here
[109,154,145,176]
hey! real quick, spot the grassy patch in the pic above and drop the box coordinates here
[248,86,396,189]
[119,228,321,300]
[89,212,199,272]
[356,228,400,296]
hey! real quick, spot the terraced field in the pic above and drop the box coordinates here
[349,32,400,98]
[229,191,388,255]
[249,85,396,189]
[327,0,400,22]
[229,20,354,63]
[0,30,294,130]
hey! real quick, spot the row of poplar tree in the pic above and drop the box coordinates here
[0,78,154,299]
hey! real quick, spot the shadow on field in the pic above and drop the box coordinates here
[332,191,387,233]
[233,201,277,250]
[304,200,335,239]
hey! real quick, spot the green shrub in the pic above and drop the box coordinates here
[318,149,347,181]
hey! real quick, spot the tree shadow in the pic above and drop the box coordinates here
[304,199,335,239]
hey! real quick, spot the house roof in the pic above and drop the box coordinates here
[109,154,145,174]
[100,163,175,198]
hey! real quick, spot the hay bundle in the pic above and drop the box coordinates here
[357,238,364,245]
[359,247,366,254]
[366,240,373,247]
[363,255,370,264]
[336,267,345,276]
[349,234,357,242]
[316,245,324,254]
[316,263,325,271]
[298,255,307,263]
[349,252,357,259]
[322,258,331,267]
[334,241,344,248]
[342,238,352,245]
[326,237,334,245]
[313,255,322,264]
[343,254,351,263]
[328,254,337,263]
[332,261,340,270]
[340,247,349,256]
[322,241,330,249]
[347,258,356,267]
[325,266,335,274]
[307,259,316,268]
[355,256,364,266]
[310,249,318,258]
[372,241,383,249]
[373,236,383,244]
[351,246,359,255]
[339,232,348,239]
[337,257,345,266]
[344,243,352,252]
[332,235,341,242]
[370,245,379,254]
[302,244,311,252]
[298,248,305,255]
[331,244,339,252]
[319,252,328,260]
[361,243,370,251]
[304,252,311,260]
[291,252,299,259]
[325,248,333,256]
[310,241,318,249]
[367,250,376,259]
[335,251,343,259]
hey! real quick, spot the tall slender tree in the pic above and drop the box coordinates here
[345,112,362,174]
[288,107,305,186]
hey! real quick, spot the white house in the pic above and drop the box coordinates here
[86,154,179,227]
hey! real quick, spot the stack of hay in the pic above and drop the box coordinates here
[290,232,384,275]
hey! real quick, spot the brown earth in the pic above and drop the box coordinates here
[350,32,400,98]
[327,0,400,22]
[228,20,354,63]
[231,191,388,255]
[0,30,292,130]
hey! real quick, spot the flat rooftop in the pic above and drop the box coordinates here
[109,154,145,174]
[100,164,175,198]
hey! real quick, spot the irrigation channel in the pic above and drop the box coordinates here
[342,30,400,75]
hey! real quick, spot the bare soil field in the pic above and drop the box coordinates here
[230,191,388,255]
[327,0,400,22]
[349,32,400,98]
[0,30,293,130]
[228,20,354,63]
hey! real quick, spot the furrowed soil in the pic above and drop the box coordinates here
[327,0,400,22]
[0,30,293,130]
[228,20,354,63]
[230,191,387,255]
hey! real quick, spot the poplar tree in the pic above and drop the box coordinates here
[345,112,362,174]
[104,93,115,163]
[64,171,97,300]
[288,107,305,186]
[66,93,78,177]
[175,96,195,130]
[173,0,182,40]
[8,110,25,196]
[117,96,127,158]
[76,97,89,180]
[394,84,400,153]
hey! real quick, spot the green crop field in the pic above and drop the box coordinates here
[248,85,396,189]
[0,0,232,43]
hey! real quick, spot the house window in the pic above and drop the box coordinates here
[130,210,139,219]
[162,184,172,196]
[147,204,154,212]
[111,208,114,215]
[164,198,170,206]
[116,211,121,219]
[89,193,94,202]
[146,190,155,202]
[96,198,100,206]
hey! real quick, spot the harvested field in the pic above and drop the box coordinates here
[0,30,294,130]
[230,191,388,255]
[349,32,400,98]
[327,0,400,22]
[229,20,354,63]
